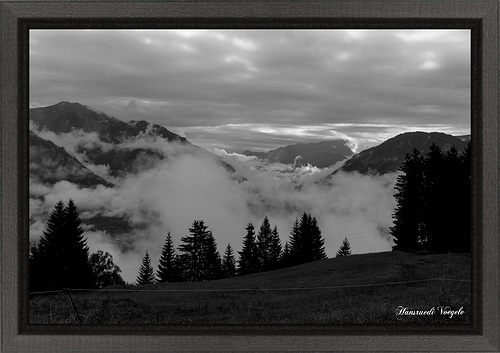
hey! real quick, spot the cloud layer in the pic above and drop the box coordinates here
[30,30,470,152]
[29,136,397,283]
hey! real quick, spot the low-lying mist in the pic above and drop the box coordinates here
[29,130,398,283]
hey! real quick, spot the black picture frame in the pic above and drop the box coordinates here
[1,1,498,352]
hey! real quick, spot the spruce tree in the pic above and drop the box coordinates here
[280,241,293,268]
[390,149,426,251]
[203,230,222,280]
[390,143,471,254]
[222,243,237,278]
[237,223,259,276]
[290,213,327,265]
[423,143,447,252]
[178,220,220,282]
[30,200,95,291]
[336,237,352,257]
[288,218,302,265]
[268,225,282,270]
[136,251,155,285]
[156,232,178,283]
[178,220,206,282]
[309,215,327,261]
[63,200,95,288]
[257,216,273,271]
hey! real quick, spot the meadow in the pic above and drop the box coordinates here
[29,251,471,325]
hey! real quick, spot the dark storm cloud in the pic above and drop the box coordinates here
[30,29,470,152]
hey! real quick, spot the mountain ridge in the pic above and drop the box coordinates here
[29,130,114,188]
[242,140,354,168]
[336,131,468,175]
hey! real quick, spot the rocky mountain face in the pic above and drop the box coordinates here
[242,140,354,168]
[337,131,469,175]
[29,131,114,188]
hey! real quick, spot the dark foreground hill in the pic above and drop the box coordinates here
[30,251,471,325]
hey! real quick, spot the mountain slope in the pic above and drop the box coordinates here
[29,131,114,188]
[30,101,237,178]
[337,131,468,175]
[243,140,353,168]
[30,102,195,177]
[30,101,187,144]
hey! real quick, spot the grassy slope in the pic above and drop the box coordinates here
[29,251,471,325]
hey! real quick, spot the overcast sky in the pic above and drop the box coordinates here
[30,29,470,153]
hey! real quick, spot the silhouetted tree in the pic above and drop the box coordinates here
[203,230,222,280]
[178,220,221,281]
[390,149,426,251]
[391,143,471,253]
[280,241,293,268]
[222,243,237,278]
[257,216,273,271]
[29,200,95,291]
[90,250,125,288]
[156,232,179,283]
[238,223,260,276]
[268,225,282,270]
[290,213,327,265]
[423,143,448,251]
[336,237,352,257]
[136,251,155,285]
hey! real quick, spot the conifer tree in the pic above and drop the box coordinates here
[289,213,327,265]
[136,251,156,285]
[257,216,273,271]
[423,143,447,251]
[268,225,282,270]
[222,243,237,278]
[309,215,327,261]
[156,232,179,283]
[280,241,293,268]
[336,237,352,257]
[178,220,206,282]
[63,200,95,288]
[178,220,221,281]
[391,143,471,254]
[203,230,222,280]
[238,223,259,276]
[288,218,302,265]
[30,200,95,291]
[390,149,426,251]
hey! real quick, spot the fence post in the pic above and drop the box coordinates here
[63,288,83,324]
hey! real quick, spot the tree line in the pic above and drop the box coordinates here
[31,200,349,290]
[138,213,329,285]
[391,143,471,253]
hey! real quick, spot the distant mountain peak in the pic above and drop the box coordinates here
[30,101,187,145]
[242,139,353,168]
[336,131,468,175]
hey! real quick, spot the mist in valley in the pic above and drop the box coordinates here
[29,126,397,283]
